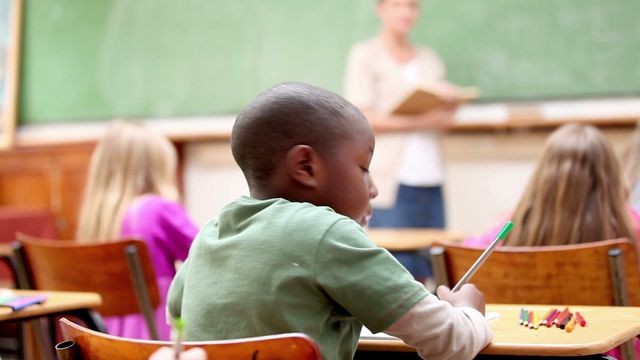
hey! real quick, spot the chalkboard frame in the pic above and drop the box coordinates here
[0,0,22,148]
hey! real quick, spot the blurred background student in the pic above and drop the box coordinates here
[76,121,198,340]
[344,0,459,281]
[465,123,640,249]
[464,123,640,359]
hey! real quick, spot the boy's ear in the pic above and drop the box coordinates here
[285,145,322,188]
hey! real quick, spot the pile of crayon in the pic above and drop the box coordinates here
[519,307,587,332]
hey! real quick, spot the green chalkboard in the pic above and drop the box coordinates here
[19,0,640,124]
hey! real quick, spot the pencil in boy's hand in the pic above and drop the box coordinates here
[452,221,513,292]
[172,317,184,360]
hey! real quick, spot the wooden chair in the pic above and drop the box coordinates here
[430,238,640,360]
[12,233,161,339]
[56,318,323,360]
[430,238,640,306]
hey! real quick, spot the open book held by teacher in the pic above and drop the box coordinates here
[391,85,479,115]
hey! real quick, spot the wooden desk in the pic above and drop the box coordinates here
[359,304,640,357]
[367,228,465,251]
[0,290,101,323]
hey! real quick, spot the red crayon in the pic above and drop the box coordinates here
[575,312,587,327]
[560,313,573,330]
[554,308,570,327]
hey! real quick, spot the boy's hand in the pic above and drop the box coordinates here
[436,284,486,315]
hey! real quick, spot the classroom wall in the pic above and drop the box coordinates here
[183,128,633,234]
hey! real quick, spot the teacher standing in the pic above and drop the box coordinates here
[344,0,457,281]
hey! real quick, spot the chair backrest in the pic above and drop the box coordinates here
[57,318,323,360]
[13,233,160,317]
[431,238,640,306]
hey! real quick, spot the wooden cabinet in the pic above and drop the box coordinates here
[0,143,95,239]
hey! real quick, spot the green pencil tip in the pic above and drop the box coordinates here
[497,221,514,240]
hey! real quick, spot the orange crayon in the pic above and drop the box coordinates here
[565,313,578,332]
[560,313,573,330]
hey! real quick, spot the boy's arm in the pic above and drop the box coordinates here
[384,294,493,360]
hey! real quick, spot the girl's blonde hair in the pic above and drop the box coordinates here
[76,121,179,242]
[505,123,636,246]
[623,121,640,193]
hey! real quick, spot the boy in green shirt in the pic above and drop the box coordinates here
[168,82,492,360]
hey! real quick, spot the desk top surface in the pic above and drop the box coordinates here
[366,228,465,251]
[0,290,102,322]
[359,304,640,356]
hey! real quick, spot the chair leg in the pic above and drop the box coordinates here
[607,248,629,306]
[55,340,82,360]
[607,248,636,360]
[30,318,55,360]
[125,245,159,340]
[11,242,33,289]
[429,246,450,289]
[620,340,637,360]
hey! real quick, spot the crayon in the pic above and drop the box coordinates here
[541,308,556,326]
[554,308,570,327]
[560,313,573,330]
[528,310,535,328]
[565,313,578,332]
[519,308,526,325]
[523,309,529,326]
[575,311,587,327]
[546,309,561,327]
[533,312,539,329]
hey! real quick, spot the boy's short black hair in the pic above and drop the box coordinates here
[231,82,366,187]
